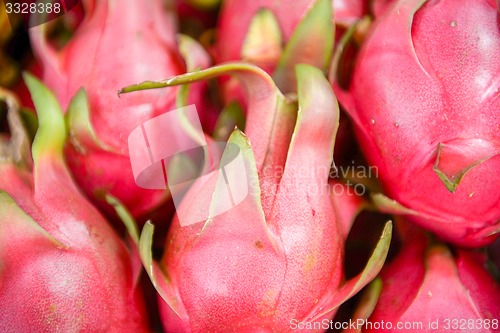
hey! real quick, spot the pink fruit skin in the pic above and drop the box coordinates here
[149,65,379,332]
[335,0,500,246]
[334,0,367,26]
[0,165,149,332]
[364,229,500,333]
[216,0,366,66]
[30,0,205,219]
[215,0,324,108]
[371,0,395,18]
[215,0,365,167]
[0,82,149,332]
[216,0,314,65]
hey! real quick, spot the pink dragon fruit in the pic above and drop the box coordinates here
[0,75,149,331]
[333,0,500,246]
[371,0,395,18]
[29,0,213,219]
[215,0,368,96]
[214,0,364,166]
[120,63,392,332]
[349,224,500,333]
[334,0,367,26]
[215,0,366,66]
[216,0,325,65]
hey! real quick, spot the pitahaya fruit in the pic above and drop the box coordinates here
[120,63,392,332]
[0,75,149,332]
[213,0,336,161]
[334,0,367,26]
[371,0,396,18]
[333,0,500,246]
[216,0,366,68]
[216,0,328,64]
[216,0,338,94]
[214,0,362,166]
[29,0,213,219]
[349,224,500,333]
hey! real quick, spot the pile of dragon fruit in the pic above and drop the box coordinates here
[1,0,499,332]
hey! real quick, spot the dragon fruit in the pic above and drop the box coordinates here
[334,0,367,26]
[216,0,360,95]
[350,225,500,333]
[371,0,395,18]
[29,0,213,219]
[120,63,392,332]
[216,0,325,65]
[0,76,149,332]
[214,0,364,166]
[333,0,500,246]
[216,0,366,67]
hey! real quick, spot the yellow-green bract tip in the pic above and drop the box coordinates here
[273,0,334,93]
[23,72,66,163]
